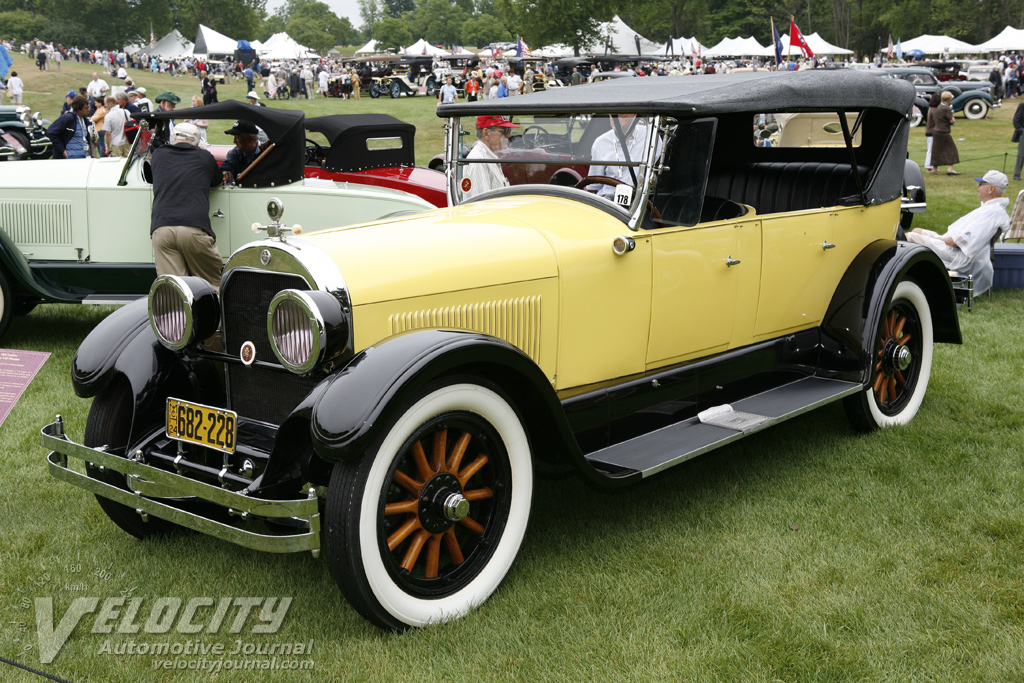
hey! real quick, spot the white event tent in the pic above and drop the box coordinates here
[261,32,318,59]
[665,36,710,57]
[705,36,767,57]
[148,29,194,58]
[777,31,854,56]
[899,34,978,55]
[354,39,379,55]
[193,24,237,57]
[593,15,665,55]
[402,38,449,56]
[974,26,1024,52]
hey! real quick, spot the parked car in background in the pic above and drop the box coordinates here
[207,113,447,208]
[0,103,52,160]
[918,61,968,82]
[0,101,433,337]
[877,66,995,119]
[43,70,960,633]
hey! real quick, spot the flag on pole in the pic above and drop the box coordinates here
[771,18,783,67]
[789,16,814,58]
[516,36,531,58]
[886,35,894,59]
[150,22,154,49]
[491,44,500,59]
[896,39,903,60]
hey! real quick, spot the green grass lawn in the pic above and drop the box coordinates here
[3,53,1024,681]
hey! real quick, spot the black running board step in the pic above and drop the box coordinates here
[585,376,862,478]
[82,294,146,305]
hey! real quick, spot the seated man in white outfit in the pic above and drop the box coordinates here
[906,170,1010,295]
[461,116,518,199]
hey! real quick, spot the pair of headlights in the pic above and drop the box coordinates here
[148,275,348,374]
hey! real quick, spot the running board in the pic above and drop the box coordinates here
[82,294,146,306]
[586,377,863,479]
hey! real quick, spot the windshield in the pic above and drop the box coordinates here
[450,114,660,212]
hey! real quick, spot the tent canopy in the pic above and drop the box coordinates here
[148,29,194,58]
[403,38,449,56]
[261,32,318,59]
[194,25,237,56]
[592,15,664,55]
[974,26,1024,52]
[665,37,710,57]
[354,39,378,55]
[777,31,854,56]
[899,34,978,55]
[705,36,767,57]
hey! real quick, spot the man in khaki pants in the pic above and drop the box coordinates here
[149,122,225,289]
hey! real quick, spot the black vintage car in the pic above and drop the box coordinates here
[0,103,52,160]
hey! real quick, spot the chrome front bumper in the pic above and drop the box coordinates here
[41,417,321,556]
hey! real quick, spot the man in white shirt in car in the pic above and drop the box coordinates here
[586,114,661,205]
[906,170,1010,295]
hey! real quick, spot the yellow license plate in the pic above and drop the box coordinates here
[166,399,237,454]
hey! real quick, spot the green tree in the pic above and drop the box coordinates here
[461,13,508,47]
[260,14,286,41]
[382,0,414,17]
[616,0,709,44]
[0,9,47,42]
[497,0,613,55]
[174,0,266,42]
[287,1,358,53]
[407,0,468,46]
[372,16,412,50]
[358,0,383,31]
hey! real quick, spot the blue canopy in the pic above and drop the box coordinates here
[237,40,252,50]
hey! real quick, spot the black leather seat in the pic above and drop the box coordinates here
[705,162,869,215]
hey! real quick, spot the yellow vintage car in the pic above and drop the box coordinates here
[43,70,961,631]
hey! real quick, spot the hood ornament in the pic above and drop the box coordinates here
[251,197,303,241]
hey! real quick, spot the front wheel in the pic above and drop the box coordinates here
[390,81,402,98]
[844,280,933,431]
[325,381,533,630]
[84,379,176,538]
[369,84,380,98]
[963,98,989,119]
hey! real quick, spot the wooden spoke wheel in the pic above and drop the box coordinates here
[326,381,532,630]
[844,280,933,431]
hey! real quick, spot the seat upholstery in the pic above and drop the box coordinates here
[706,161,870,215]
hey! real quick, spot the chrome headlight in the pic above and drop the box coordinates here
[16,105,30,126]
[148,275,220,350]
[267,290,348,374]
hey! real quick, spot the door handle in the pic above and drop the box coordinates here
[822,241,836,250]
[212,209,225,218]
[726,255,741,266]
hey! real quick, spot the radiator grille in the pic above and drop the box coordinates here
[221,270,318,425]
[389,296,543,363]
[0,199,74,245]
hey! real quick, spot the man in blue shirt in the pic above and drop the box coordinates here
[47,95,91,158]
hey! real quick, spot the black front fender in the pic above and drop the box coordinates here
[820,240,961,383]
[309,330,580,472]
[72,299,196,435]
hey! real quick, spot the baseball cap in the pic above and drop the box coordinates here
[136,87,147,95]
[246,90,261,100]
[225,120,259,135]
[66,90,76,98]
[171,122,201,146]
[975,170,1008,189]
[475,115,519,129]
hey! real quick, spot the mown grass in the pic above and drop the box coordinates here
[3,53,1024,682]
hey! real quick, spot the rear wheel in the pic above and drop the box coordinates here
[844,281,933,431]
[369,83,381,98]
[426,78,437,97]
[84,379,176,538]
[963,98,989,119]
[325,381,533,630]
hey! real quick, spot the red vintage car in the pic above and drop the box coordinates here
[209,112,447,208]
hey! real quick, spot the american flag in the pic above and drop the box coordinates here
[150,22,154,49]
[691,40,699,62]
[887,36,894,59]
[516,36,532,58]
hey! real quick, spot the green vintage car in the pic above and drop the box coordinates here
[0,101,433,337]
[0,102,52,160]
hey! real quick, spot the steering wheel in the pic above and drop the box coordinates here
[575,175,662,222]
[305,137,326,165]
[522,125,551,149]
